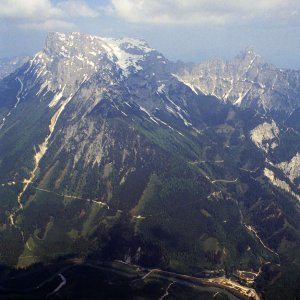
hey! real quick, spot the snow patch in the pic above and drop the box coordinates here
[157,83,165,94]
[139,105,159,124]
[36,80,51,96]
[48,85,66,108]
[100,37,153,76]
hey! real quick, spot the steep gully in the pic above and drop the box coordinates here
[9,85,76,225]
[8,77,114,225]
[16,96,73,209]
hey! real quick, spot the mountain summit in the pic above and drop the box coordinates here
[24,32,160,99]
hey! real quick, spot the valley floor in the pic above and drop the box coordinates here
[0,259,260,300]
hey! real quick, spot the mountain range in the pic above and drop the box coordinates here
[0,56,29,80]
[1,32,300,299]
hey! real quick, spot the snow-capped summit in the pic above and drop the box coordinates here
[45,32,155,76]
[21,32,158,104]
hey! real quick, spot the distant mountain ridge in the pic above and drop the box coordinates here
[174,48,300,115]
[0,56,29,79]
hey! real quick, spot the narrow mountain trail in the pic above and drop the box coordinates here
[34,186,110,208]
[211,178,238,184]
[236,202,280,261]
[159,282,175,300]
[0,77,23,130]
[244,224,280,260]
[189,160,224,165]
[204,174,238,185]
[239,167,260,173]
[142,269,159,280]
[4,180,109,221]
[46,274,67,298]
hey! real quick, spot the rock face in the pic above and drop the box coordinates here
[264,167,300,201]
[277,153,300,186]
[175,48,300,115]
[24,32,161,103]
[250,119,300,203]
[1,33,300,298]
[250,120,280,153]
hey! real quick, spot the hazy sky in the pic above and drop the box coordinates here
[0,0,300,69]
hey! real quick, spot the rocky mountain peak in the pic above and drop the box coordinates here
[43,32,155,76]
[237,47,259,61]
[175,47,300,114]
[18,32,161,105]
